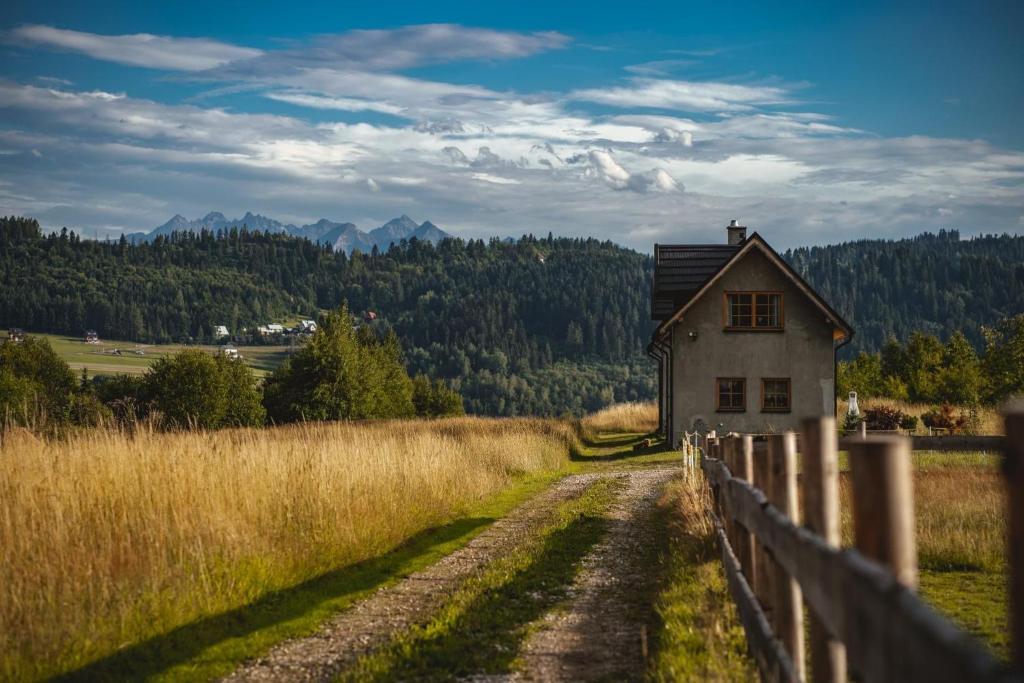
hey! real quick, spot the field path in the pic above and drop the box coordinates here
[508,466,677,682]
[224,461,679,682]
[223,472,605,682]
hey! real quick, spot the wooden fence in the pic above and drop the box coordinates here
[698,406,1024,683]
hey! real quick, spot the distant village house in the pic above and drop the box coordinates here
[213,325,229,339]
[7,328,25,343]
[84,330,99,343]
[648,220,853,444]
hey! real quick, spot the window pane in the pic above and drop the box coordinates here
[762,379,790,410]
[728,294,752,327]
[718,379,745,410]
[755,293,780,327]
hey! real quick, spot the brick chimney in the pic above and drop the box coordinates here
[727,219,747,245]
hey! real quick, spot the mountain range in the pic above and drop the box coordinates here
[133,212,451,254]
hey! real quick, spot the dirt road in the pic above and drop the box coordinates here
[224,463,680,682]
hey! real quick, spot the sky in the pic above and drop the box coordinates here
[0,0,1021,250]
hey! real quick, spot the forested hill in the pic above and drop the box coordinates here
[783,230,1024,354]
[0,217,655,415]
[2,217,1021,415]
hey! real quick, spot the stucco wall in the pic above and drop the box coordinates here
[669,248,836,439]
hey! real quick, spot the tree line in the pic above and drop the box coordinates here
[837,315,1024,406]
[0,304,463,432]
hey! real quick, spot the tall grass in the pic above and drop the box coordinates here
[0,417,579,681]
[581,401,657,438]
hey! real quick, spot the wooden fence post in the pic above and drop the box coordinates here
[768,432,806,681]
[752,440,774,622]
[733,435,756,588]
[1005,403,1024,671]
[801,417,847,683]
[848,435,917,588]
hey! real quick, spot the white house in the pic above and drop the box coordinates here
[298,319,317,333]
[213,325,229,338]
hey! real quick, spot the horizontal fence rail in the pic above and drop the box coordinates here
[697,409,1024,683]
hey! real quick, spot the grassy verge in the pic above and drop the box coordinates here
[342,477,622,681]
[648,473,756,682]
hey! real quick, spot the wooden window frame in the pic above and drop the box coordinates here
[716,377,746,412]
[760,377,792,413]
[722,291,785,331]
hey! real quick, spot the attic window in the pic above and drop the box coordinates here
[725,292,783,330]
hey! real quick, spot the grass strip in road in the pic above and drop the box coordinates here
[54,468,567,683]
[341,476,622,682]
[648,473,756,682]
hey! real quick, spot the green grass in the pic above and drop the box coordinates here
[341,477,622,681]
[919,570,1009,658]
[648,476,756,682]
[55,468,571,683]
[31,331,291,378]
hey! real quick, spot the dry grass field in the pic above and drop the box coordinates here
[0,417,580,681]
[581,401,658,437]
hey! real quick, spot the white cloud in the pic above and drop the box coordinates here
[586,150,680,193]
[264,91,405,116]
[571,78,791,112]
[7,24,261,71]
[471,172,520,185]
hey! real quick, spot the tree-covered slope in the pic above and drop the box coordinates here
[0,217,655,415]
[784,230,1024,354]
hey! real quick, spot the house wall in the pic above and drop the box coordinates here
[668,248,836,438]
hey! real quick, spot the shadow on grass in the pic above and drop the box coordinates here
[572,435,672,462]
[54,516,493,683]
[350,513,608,681]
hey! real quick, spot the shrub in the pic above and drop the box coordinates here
[899,414,919,431]
[922,403,968,434]
[863,406,907,431]
[411,374,464,417]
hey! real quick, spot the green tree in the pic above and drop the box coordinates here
[263,303,416,423]
[145,350,264,429]
[935,331,984,404]
[412,374,465,417]
[0,336,77,427]
[982,315,1024,403]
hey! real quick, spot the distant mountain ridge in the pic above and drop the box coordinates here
[144,211,451,254]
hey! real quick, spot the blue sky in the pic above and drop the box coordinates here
[0,0,1021,249]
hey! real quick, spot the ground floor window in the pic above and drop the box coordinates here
[761,378,791,412]
[716,377,746,412]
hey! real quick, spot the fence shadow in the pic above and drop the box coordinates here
[54,516,493,682]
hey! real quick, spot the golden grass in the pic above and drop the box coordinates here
[0,417,579,681]
[836,397,1003,435]
[837,455,1005,571]
[581,401,657,438]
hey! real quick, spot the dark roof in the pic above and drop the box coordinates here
[650,233,854,344]
[651,244,739,320]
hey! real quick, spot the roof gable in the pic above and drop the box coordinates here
[653,233,853,341]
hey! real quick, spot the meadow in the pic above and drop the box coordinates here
[35,332,291,378]
[0,417,580,681]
